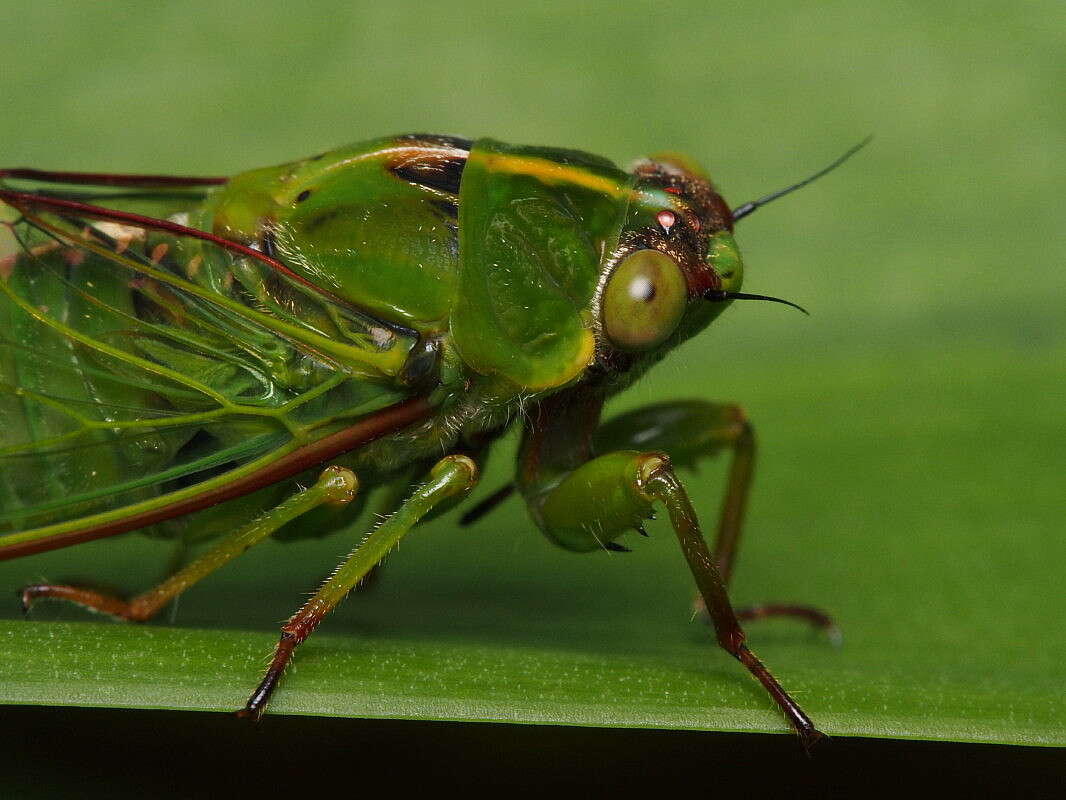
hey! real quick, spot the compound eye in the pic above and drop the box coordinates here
[603,249,688,351]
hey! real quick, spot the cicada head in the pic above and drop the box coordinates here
[594,141,866,378]
[593,154,745,369]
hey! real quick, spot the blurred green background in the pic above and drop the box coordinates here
[1,0,1063,759]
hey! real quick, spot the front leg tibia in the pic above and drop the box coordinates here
[639,459,822,747]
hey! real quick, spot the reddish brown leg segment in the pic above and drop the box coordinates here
[640,457,824,749]
[736,604,842,646]
[709,406,754,585]
[687,407,837,639]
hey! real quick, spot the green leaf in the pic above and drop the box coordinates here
[1,345,1063,746]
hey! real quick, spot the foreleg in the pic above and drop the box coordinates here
[594,400,836,638]
[525,447,822,747]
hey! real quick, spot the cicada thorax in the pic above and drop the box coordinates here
[204,132,653,397]
[208,135,469,330]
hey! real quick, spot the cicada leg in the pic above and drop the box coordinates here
[238,454,478,720]
[524,446,823,748]
[593,400,837,640]
[517,392,825,747]
[640,457,824,749]
[21,466,359,622]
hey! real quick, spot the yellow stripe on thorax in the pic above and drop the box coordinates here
[470,151,634,199]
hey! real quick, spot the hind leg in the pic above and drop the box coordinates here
[21,467,358,621]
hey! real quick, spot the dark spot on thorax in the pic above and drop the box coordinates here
[389,156,467,196]
[300,206,345,233]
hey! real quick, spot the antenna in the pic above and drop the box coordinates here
[704,289,808,315]
[731,136,872,223]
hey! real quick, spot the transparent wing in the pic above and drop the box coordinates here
[0,184,408,534]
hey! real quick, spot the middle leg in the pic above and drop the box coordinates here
[238,454,478,720]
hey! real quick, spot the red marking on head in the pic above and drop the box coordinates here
[664,186,681,195]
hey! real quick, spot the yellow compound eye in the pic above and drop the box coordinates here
[602,249,688,352]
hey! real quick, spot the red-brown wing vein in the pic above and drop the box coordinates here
[0,395,434,561]
[0,189,351,308]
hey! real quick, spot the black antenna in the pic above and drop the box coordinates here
[731,136,872,223]
[704,289,809,315]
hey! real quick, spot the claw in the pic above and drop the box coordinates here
[799,726,828,756]
[603,541,631,552]
[17,585,41,616]
[635,524,649,537]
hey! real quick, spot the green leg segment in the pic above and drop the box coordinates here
[21,466,359,622]
[593,400,837,638]
[593,400,757,580]
[238,454,478,720]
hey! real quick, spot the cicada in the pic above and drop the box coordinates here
[0,134,864,746]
